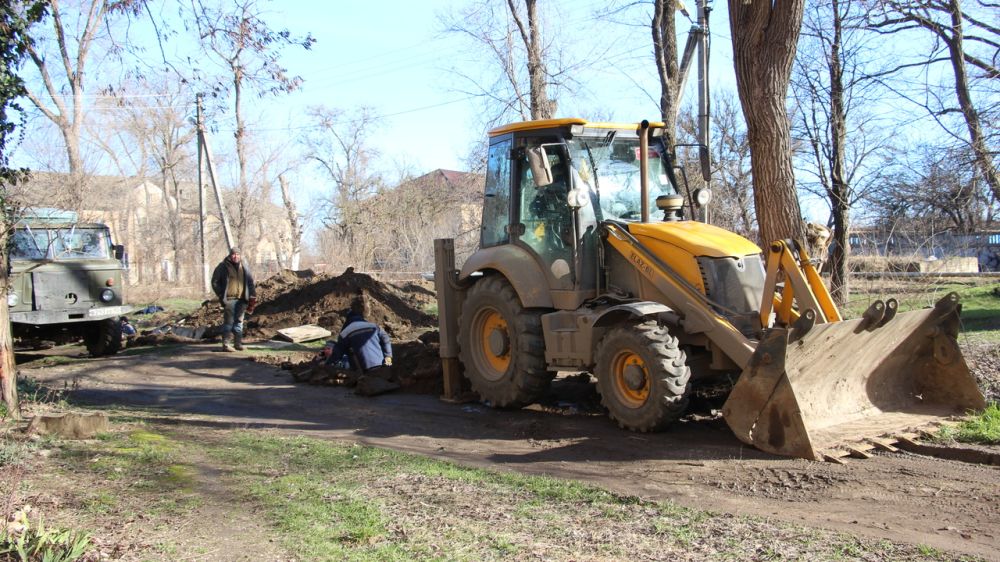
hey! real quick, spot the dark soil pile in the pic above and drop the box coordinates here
[181,268,437,341]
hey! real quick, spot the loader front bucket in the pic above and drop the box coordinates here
[723,293,986,461]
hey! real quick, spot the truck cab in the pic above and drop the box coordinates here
[7,209,131,356]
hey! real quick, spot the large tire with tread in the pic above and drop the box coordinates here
[84,318,123,357]
[595,320,691,431]
[458,276,551,408]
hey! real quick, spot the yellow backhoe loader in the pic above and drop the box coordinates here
[433,118,985,461]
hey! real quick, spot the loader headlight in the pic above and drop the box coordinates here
[7,293,18,307]
[693,187,712,207]
[100,288,115,303]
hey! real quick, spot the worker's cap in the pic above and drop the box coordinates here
[228,247,240,255]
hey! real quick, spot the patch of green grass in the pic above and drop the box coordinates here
[118,343,188,357]
[918,544,943,557]
[81,491,118,515]
[0,512,92,562]
[846,282,1000,339]
[59,429,196,506]
[152,298,204,315]
[0,440,34,467]
[936,402,1000,445]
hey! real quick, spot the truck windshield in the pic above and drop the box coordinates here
[567,135,677,221]
[10,228,111,260]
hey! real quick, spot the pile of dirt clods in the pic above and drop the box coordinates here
[182,268,437,341]
[183,268,444,395]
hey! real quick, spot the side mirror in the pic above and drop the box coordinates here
[527,146,553,187]
[114,244,125,260]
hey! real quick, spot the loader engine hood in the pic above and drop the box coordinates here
[619,220,765,337]
[624,221,761,258]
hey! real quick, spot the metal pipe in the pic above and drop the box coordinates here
[697,0,711,182]
[639,120,650,223]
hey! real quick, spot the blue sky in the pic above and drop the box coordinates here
[230,0,739,175]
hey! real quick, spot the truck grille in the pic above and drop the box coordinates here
[32,271,94,310]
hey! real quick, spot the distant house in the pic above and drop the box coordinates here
[346,168,483,273]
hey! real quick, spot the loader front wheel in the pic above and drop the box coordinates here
[458,276,550,408]
[595,321,691,431]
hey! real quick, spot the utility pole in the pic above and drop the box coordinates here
[196,94,209,294]
[195,93,236,291]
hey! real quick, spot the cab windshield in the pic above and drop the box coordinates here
[566,135,677,221]
[11,227,111,260]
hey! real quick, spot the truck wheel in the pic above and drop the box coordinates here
[595,320,691,431]
[458,275,550,408]
[84,318,123,357]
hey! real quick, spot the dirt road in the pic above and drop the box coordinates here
[20,344,1000,560]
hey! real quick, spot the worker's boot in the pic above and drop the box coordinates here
[221,334,235,352]
[234,333,244,351]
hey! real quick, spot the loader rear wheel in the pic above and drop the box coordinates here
[595,320,691,431]
[458,275,550,408]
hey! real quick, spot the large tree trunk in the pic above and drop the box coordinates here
[509,0,555,119]
[653,0,679,149]
[943,0,1000,203]
[1,229,19,420]
[729,0,806,246]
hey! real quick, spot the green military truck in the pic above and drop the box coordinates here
[7,208,132,356]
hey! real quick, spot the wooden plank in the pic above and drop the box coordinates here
[274,324,332,343]
[847,446,874,459]
[823,453,848,465]
[868,438,899,452]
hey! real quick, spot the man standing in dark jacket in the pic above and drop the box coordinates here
[211,247,256,351]
[328,298,392,372]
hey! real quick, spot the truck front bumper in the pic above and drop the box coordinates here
[10,305,135,326]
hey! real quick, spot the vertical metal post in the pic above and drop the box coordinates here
[434,238,464,400]
[697,0,712,182]
[639,120,650,223]
[196,95,210,295]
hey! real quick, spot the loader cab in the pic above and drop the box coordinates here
[480,120,602,306]
[478,119,685,309]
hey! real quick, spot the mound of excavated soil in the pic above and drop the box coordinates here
[182,268,437,341]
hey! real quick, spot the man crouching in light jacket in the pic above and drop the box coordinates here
[327,297,392,372]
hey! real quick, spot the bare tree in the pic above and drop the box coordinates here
[791,0,892,303]
[443,0,565,126]
[729,0,807,245]
[303,106,386,269]
[21,0,143,207]
[871,144,996,234]
[190,0,313,250]
[278,174,302,270]
[704,92,756,237]
[867,0,999,203]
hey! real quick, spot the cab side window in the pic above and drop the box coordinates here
[481,139,512,248]
[518,144,573,270]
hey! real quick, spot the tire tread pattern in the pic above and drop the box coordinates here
[458,276,551,408]
[595,319,691,431]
